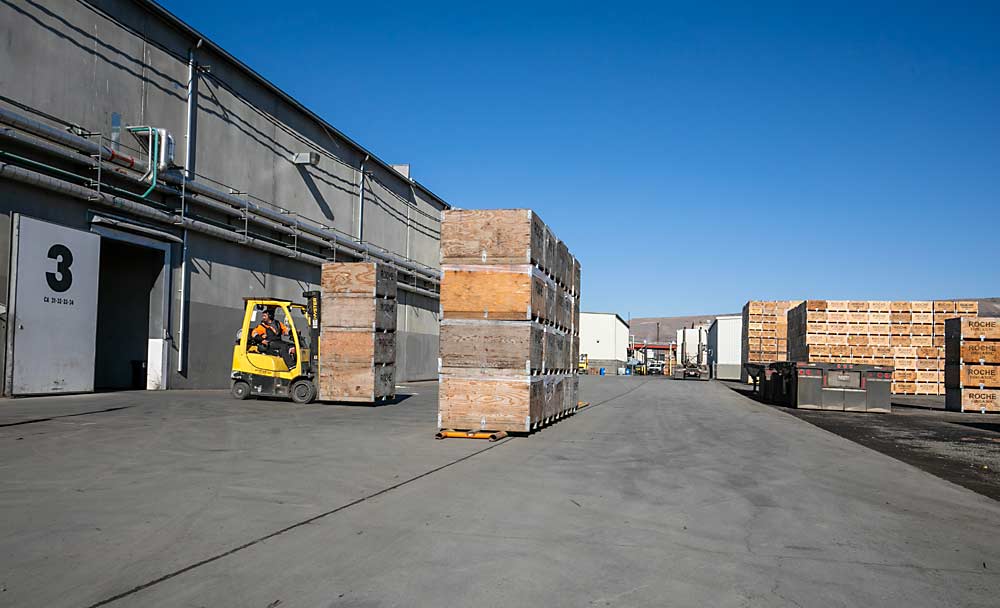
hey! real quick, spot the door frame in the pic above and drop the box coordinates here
[90,223,173,390]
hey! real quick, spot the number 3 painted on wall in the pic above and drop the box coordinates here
[46,244,73,292]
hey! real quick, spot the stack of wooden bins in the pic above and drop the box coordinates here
[438,209,579,434]
[741,300,803,381]
[945,317,1000,413]
[319,262,397,403]
[787,299,979,395]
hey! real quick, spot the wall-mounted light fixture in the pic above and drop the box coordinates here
[291,152,319,166]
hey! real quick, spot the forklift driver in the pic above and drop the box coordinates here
[251,308,297,368]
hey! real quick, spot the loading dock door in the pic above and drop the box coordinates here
[6,215,101,395]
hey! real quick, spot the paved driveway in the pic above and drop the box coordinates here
[1,378,998,607]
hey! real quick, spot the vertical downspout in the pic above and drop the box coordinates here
[356,154,369,242]
[178,40,200,374]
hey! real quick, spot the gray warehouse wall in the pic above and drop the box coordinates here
[0,0,445,386]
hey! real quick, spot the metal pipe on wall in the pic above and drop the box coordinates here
[178,42,199,374]
[0,125,362,259]
[0,163,328,264]
[0,105,440,284]
[356,154,368,241]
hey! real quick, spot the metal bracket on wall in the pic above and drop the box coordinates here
[82,131,102,201]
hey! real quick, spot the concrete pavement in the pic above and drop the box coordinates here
[1,378,999,606]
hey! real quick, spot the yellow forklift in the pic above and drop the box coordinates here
[230,291,322,403]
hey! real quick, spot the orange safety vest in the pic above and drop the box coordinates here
[252,320,287,341]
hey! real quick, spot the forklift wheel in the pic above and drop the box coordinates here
[290,379,316,404]
[231,381,251,400]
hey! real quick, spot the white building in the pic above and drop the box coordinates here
[579,312,629,375]
[707,315,743,380]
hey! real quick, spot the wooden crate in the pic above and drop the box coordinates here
[322,295,396,331]
[438,208,579,432]
[564,374,580,412]
[934,301,956,313]
[438,374,542,433]
[440,264,547,321]
[319,363,395,402]
[556,240,571,288]
[956,301,979,314]
[788,299,985,395]
[944,316,1000,408]
[947,317,1000,341]
[320,329,395,364]
[742,300,802,369]
[316,262,399,404]
[945,365,1000,388]
[321,262,396,298]
[952,342,1000,365]
[542,226,559,279]
[543,326,571,371]
[439,320,543,372]
[557,291,573,330]
[542,375,565,420]
[440,209,547,269]
[572,257,582,297]
[946,388,1000,413]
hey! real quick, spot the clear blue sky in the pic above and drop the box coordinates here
[163,0,999,317]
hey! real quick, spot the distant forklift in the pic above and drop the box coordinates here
[230,291,322,404]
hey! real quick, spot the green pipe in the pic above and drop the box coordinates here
[0,150,86,182]
[126,126,158,198]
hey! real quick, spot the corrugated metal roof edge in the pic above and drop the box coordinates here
[136,0,452,211]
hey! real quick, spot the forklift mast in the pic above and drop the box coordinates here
[302,290,322,376]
